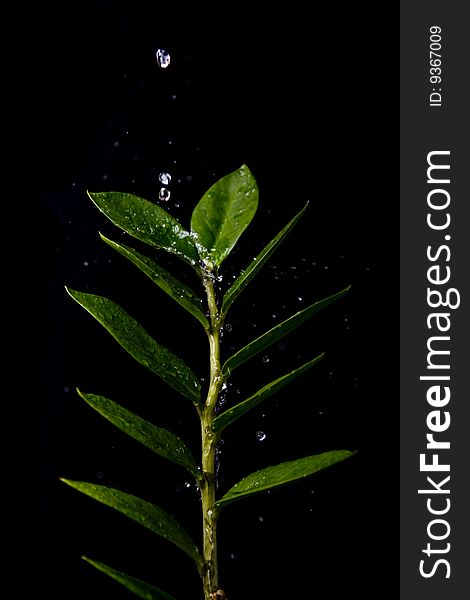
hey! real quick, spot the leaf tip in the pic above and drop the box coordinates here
[64,286,79,300]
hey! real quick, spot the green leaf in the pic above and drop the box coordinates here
[77,390,203,481]
[190,164,258,267]
[87,191,199,267]
[222,286,350,375]
[215,451,355,508]
[100,234,209,330]
[61,480,203,571]
[222,202,308,314]
[213,353,324,433]
[66,288,201,403]
[83,557,177,600]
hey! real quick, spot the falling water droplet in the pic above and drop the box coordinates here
[258,515,264,523]
[159,187,171,201]
[262,356,270,364]
[159,172,171,185]
[225,323,233,332]
[156,48,171,69]
[256,431,267,442]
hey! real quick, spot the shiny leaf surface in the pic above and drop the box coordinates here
[78,390,202,480]
[222,287,350,374]
[215,451,355,508]
[88,191,199,266]
[222,202,308,313]
[100,234,209,330]
[66,288,201,403]
[61,480,203,570]
[213,353,324,432]
[82,557,177,600]
[190,164,258,267]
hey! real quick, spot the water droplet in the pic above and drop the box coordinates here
[184,481,191,489]
[230,553,236,560]
[159,172,171,185]
[113,141,120,147]
[258,515,264,523]
[83,261,89,266]
[225,323,232,332]
[262,356,270,364]
[207,509,213,518]
[297,297,303,302]
[156,48,171,69]
[102,174,108,180]
[159,187,171,201]
[97,471,104,480]
[256,431,267,442]
[186,175,193,181]
[64,386,70,392]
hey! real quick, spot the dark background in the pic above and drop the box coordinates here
[24,1,396,598]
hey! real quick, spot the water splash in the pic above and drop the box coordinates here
[156,48,171,69]
[159,172,171,185]
[256,431,267,442]
[159,187,171,201]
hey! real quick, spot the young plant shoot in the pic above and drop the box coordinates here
[63,164,353,600]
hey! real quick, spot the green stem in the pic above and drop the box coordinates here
[200,274,224,599]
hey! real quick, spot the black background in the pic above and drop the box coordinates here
[25,1,397,598]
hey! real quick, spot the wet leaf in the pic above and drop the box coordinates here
[66,288,201,403]
[222,287,350,375]
[222,202,308,314]
[77,390,202,480]
[215,451,355,508]
[190,164,258,267]
[100,234,209,330]
[213,353,324,432]
[82,557,177,600]
[61,480,203,571]
[88,191,199,267]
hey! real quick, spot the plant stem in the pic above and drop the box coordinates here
[200,274,224,599]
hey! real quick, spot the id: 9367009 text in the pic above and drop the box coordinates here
[429,26,443,108]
